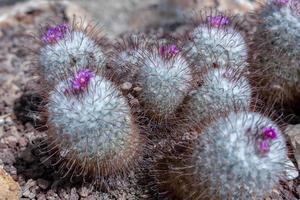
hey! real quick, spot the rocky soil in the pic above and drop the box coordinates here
[0,0,299,199]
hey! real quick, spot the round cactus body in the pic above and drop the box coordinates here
[137,44,193,120]
[39,24,106,85]
[191,111,287,199]
[185,16,248,73]
[47,71,142,178]
[155,111,288,200]
[183,68,252,124]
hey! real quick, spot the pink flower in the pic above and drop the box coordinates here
[275,0,289,6]
[70,69,95,93]
[159,44,180,57]
[42,24,69,44]
[207,15,230,28]
[263,127,278,140]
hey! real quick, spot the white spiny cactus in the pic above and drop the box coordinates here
[40,25,106,85]
[137,44,193,119]
[47,70,140,176]
[183,68,251,123]
[185,25,248,72]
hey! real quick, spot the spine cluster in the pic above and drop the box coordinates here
[30,2,299,198]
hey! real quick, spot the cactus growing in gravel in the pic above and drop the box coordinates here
[136,43,193,120]
[38,21,107,85]
[46,69,143,179]
[154,111,288,200]
[250,0,300,106]
[184,11,248,74]
[181,67,252,124]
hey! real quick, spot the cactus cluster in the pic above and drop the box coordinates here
[30,1,299,199]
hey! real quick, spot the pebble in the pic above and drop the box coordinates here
[70,187,79,200]
[0,167,20,200]
[121,82,132,91]
[37,178,49,190]
[133,86,142,92]
[22,179,37,198]
[78,186,89,197]
[285,124,300,168]
[18,137,28,147]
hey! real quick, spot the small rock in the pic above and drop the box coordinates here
[18,137,28,147]
[37,178,49,190]
[22,179,37,198]
[285,124,300,167]
[46,189,59,200]
[284,159,299,180]
[133,86,142,92]
[70,188,79,200]
[0,167,20,200]
[78,186,89,197]
[36,193,47,200]
[129,98,139,106]
[121,82,132,91]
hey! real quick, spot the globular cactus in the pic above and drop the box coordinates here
[136,43,193,120]
[46,69,143,180]
[250,0,300,106]
[109,34,148,83]
[154,111,289,200]
[181,67,252,124]
[38,21,107,85]
[184,11,248,74]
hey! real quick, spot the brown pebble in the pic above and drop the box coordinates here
[133,86,142,92]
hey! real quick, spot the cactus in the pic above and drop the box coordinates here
[38,21,107,85]
[250,0,300,106]
[109,34,148,83]
[181,67,252,124]
[136,43,193,120]
[154,111,288,200]
[46,69,143,179]
[184,12,248,74]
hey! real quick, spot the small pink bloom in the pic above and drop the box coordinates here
[275,0,289,6]
[159,44,180,57]
[70,69,94,93]
[208,15,230,28]
[263,127,278,140]
[42,24,69,44]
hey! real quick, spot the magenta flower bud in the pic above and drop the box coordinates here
[159,44,180,57]
[275,0,289,6]
[207,15,230,27]
[42,24,69,44]
[263,127,278,140]
[70,69,95,93]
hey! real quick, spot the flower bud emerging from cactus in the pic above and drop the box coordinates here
[184,11,248,74]
[154,111,288,200]
[182,67,252,124]
[46,70,143,180]
[136,43,193,120]
[250,0,300,106]
[39,21,107,85]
